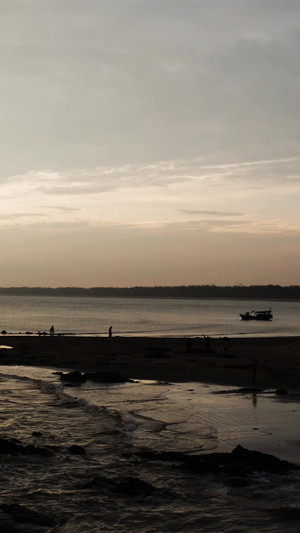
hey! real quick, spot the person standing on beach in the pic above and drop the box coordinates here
[108,326,112,337]
[50,325,55,336]
[203,334,211,352]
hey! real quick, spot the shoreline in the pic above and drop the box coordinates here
[1,335,300,391]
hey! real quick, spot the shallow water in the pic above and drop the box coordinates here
[0,365,300,532]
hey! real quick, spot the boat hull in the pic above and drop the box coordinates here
[240,313,273,321]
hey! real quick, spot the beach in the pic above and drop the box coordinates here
[1,334,300,390]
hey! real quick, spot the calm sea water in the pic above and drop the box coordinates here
[0,295,299,337]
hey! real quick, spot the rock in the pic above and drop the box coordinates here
[60,371,86,383]
[275,389,288,395]
[1,330,7,334]
[137,445,299,476]
[68,444,86,455]
[181,455,221,474]
[32,431,43,437]
[0,437,53,457]
[113,477,155,495]
[84,371,133,383]
[0,504,56,527]
[211,445,299,474]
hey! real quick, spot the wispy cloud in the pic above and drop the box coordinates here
[180,210,244,217]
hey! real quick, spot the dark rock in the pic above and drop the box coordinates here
[32,431,43,437]
[138,445,299,476]
[68,444,86,455]
[1,330,7,334]
[113,477,155,495]
[275,389,288,395]
[0,437,53,457]
[0,504,56,527]
[60,370,86,383]
[84,371,133,383]
[209,445,299,474]
[181,455,221,474]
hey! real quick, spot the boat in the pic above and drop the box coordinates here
[240,308,273,321]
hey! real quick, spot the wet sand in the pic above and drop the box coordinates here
[1,335,300,390]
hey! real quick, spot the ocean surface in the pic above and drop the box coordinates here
[1,296,300,531]
[0,294,299,337]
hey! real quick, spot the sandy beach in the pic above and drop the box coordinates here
[1,334,300,391]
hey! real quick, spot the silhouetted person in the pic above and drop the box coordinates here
[252,358,258,381]
[108,326,112,338]
[50,325,55,336]
[203,334,211,352]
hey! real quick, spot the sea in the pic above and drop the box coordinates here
[1,296,300,532]
[0,294,299,338]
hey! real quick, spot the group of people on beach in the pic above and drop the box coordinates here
[48,325,114,337]
[186,334,259,381]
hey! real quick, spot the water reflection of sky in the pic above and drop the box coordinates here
[0,365,299,465]
[68,379,300,463]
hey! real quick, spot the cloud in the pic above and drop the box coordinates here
[40,206,81,213]
[0,156,299,232]
[180,210,244,217]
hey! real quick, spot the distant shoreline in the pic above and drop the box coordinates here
[0,285,300,300]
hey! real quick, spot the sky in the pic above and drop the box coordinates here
[0,0,299,287]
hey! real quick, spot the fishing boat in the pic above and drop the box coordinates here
[240,308,273,321]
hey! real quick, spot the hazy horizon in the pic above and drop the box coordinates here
[1,1,299,287]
